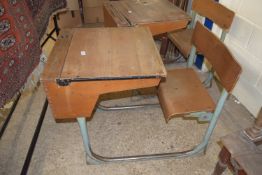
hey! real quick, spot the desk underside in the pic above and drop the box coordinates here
[43,78,161,119]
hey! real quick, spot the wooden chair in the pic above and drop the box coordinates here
[158,22,241,152]
[98,22,241,158]
[163,0,234,64]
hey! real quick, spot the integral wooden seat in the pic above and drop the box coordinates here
[164,0,235,60]
[168,29,193,58]
[158,68,215,121]
[159,22,241,126]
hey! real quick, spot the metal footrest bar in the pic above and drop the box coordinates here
[90,144,205,163]
[77,117,206,164]
[98,103,160,111]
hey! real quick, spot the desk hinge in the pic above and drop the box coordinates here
[56,79,71,86]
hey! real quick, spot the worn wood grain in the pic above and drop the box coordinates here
[103,0,190,35]
[41,29,75,81]
[193,0,235,30]
[158,68,215,121]
[220,131,262,175]
[168,29,193,57]
[60,27,166,80]
[167,0,235,58]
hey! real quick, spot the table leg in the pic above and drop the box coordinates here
[212,146,231,175]
[77,117,100,164]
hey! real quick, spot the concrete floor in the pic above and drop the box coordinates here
[0,62,254,175]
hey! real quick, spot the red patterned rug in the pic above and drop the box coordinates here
[26,0,67,38]
[0,0,66,107]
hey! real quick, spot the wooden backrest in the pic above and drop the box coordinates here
[192,22,241,92]
[192,0,235,30]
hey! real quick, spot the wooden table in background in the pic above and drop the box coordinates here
[213,131,262,175]
[41,27,166,120]
[103,0,191,36]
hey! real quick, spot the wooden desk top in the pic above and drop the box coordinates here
[103,0,191,27]
[41,27,166,83]
[222,131,262,175]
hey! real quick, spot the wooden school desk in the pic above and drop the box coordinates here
[41,27,168,163]
[103,0,191,36]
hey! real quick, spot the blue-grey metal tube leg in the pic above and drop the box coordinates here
[200,89,228,152]
[77,90,228,164]
[77,118,102,164]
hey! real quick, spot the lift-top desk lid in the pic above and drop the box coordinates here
[41,27,166,84]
